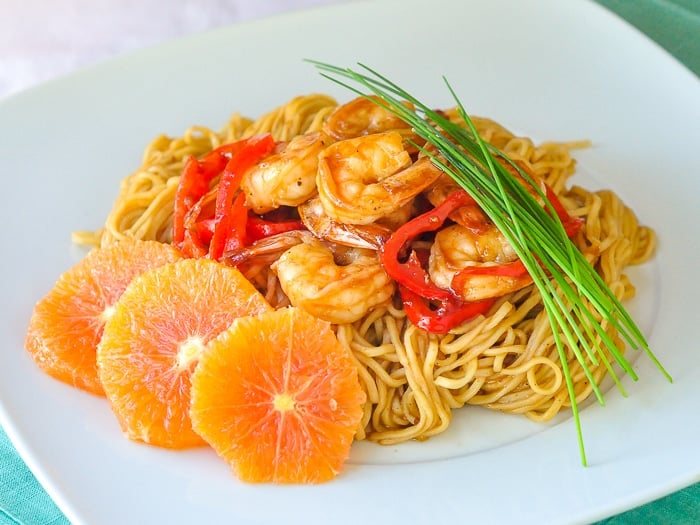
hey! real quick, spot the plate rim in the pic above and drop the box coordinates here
[1,1,699,523]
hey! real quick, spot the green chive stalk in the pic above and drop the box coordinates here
[308,60,672,465]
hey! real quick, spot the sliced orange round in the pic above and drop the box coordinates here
[24,239,183,395]
[190,306,366,483]
[96,258,272,449]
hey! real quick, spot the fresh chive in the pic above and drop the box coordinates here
[307,60,672,465]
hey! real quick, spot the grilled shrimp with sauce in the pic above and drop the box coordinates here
[322,95,416,141]
[240,131,329,214]
[424,173,491,233]
[271,236,395,324]
[298,196,391,250]
[429,223,532,302]
[223,230,312,268]
[423,155,548,231]
[316,131,442,225]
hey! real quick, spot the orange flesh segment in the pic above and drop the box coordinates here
[97,258,272,449]
[190,306,366,483]
[24,240,183,395]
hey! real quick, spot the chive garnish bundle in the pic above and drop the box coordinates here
[308,60,671,465]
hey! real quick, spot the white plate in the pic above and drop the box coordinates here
[1,0,699,523]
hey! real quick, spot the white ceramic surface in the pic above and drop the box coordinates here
[0,1,698,523]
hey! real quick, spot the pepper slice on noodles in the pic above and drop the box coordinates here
[172,134,275,259]
[379,189,473,301]
[208,134,275,260]
[379,189,491,332]
[246,215,306,242]
[380,183,583,333]
[398,285,494,334]
[173,140,253,249]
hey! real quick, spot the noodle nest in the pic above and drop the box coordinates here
[74,94,656,444]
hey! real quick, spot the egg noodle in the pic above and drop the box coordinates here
[73,94,655,444]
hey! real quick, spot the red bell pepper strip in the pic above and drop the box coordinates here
[545,185,584,237]
[449,260,530,302]
[399,285,494,334]
[178,197,209,258]
[453,260,528,278]
[173,155,212,249]
[380,189,496,333]
[380,189,475,301]
[246,216,306,242]
[200,211,306,248]
[208,134,275,260]
[382,182,583,333]
[173,146,241,247]
[173,136,275,255]
[220,192,250,255]
[181,225,209,258]
[450,186,584,290]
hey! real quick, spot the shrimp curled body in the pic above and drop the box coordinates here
[298,196,390,250]
[429,223,532,302]
[241,131,330,214]
[322,95,415,141]
[271,237,395,324]
[424,174,490,232]
[317,131,442,225]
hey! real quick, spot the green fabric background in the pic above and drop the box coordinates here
[1,0,698,523]
[597,0,700,77]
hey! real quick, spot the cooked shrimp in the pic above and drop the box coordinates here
[424,173,490,233]
[298,196,391,249]
[429,223,532,302]
[376,200,416,231]
[316,131,443,225]
[222,229,311,268]
[240,131,330,214]
[424,155,549,233]
[271,236,395,324]
[322,95,415,141]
